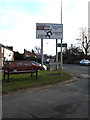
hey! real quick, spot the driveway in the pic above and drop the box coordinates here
[2,64,89,118]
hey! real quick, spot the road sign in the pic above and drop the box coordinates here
[36,23,63,39]
[58,43,67,47]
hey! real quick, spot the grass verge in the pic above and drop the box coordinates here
[2,70,72,94]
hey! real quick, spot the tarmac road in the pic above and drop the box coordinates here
[2,64,89,118]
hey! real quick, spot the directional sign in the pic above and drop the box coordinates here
[36,23,63,39]
[58,43,67,47]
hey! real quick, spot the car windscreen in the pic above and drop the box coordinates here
[32,61,40,65]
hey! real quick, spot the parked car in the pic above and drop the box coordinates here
[31,61,47,70]
[80,59,90,66]
[46,59,50,64]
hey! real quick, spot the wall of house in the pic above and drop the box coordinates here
[4,47,14,61]
[0,45,14,66]
[0,46,2,68]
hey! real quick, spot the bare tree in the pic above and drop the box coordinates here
[76,27,90,57]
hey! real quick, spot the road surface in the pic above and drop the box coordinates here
[2,64,89,118]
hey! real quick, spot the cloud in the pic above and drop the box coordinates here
[0,0,47,15]
[0,0,89,55]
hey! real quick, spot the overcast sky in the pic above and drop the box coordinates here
[0,0,89,55]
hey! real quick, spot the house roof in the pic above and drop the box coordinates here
[0,43,13,52]
[24,49,37,56]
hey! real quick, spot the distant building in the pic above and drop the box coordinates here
[24,49,37,58]
[88,1,90,55]
[0,44,14,66]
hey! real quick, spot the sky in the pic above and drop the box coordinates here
[0,0,89,55]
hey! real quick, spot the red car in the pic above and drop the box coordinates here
[31,61,47,70]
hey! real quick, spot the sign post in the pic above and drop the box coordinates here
[56,39,58,70]
[36,23,63,70]
[58,43,67,47]
[60,39,62,69]
[41,38,43,70]
[36,23,63,39]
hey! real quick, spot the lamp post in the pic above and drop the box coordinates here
[60,0,63,70]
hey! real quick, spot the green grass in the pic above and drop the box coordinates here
[2,70,72,94]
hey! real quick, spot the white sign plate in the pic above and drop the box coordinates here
[36,23,63,39]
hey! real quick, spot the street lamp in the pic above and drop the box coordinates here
[60,0,63,70]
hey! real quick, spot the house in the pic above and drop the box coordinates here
[0,44,14,66]
[24,49,37,58]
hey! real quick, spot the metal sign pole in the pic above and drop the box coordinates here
[56,39,58,70]
[61,39,63,69]
[41,38,43,70]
